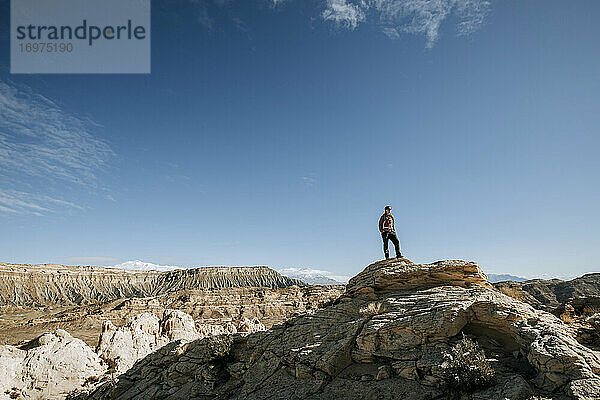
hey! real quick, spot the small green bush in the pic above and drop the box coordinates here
[440,334,495,392]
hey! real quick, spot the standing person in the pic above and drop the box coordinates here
[379,205,402,259]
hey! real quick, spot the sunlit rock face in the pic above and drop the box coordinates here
[96,310,267,374]
[78,259,600,400]
[494,273,600,311]
[0,330,106,400]
[0,263,305,307]
[0,308,269,400]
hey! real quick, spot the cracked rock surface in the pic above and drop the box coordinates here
[79,259,600,400]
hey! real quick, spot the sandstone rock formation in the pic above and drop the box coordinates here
[97,312,176,374]
[494,273,600,311]
[343,259,492,297]
[0,308,267,400]
[0,262,341,399]
[0,263,305,307]
[495,274,600,354]
[0,285,343,347]
[112,285,343,331]
[552,297,600,351]
[0,330,105,400]
[96,309,267,375]
[80,259,600,400]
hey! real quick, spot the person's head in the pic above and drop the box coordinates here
[384,205,391,215]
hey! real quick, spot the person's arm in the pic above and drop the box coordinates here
[391,215,395,231]
[379,215,384,233]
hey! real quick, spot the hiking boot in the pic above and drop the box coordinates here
[396,254,403,259]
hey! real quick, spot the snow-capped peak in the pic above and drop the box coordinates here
[110,260,183,272]
[275,267,350,285]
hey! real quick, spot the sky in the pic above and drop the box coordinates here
[1,0,599,279]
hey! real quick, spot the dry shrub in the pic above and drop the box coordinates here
[440,334,495,392]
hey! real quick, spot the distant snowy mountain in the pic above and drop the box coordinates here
[276,268,349,285]
[110,261,350,285]
[110,260,183,272]
[487,273,527,283]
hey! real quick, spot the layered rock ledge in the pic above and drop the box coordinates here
[344,259,492,297]
[78,259,600,400]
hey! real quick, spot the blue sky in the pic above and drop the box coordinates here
[1,0,599,279]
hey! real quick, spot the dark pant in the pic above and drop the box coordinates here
[382,231,401,258]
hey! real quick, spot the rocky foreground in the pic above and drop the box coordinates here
[75,259,600,400]
[0,307,273,399]
[0,265,343,399]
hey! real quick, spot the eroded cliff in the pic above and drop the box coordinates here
[0,263,305,307]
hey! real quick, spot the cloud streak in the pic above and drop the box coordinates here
[0,189,85,216]
[322,0,490,47]
[0,80,114,185]
[322,0,366,30]
[0,80,114,215]
[300,174,317,187]
[187,0,489,48]
[269,0,489,47]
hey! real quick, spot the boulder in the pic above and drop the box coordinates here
[0,330,106,400]
[344,259,491,298]
[160,309,199,342]
[96,310,200,373]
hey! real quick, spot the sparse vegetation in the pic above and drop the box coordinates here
[440,334,495,393]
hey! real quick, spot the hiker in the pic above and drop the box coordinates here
[379,205,402,259]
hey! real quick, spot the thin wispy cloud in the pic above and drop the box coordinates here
[0,191,48,213]
[322,0,366,30]
[186,0,490,47]
[0,80,113,185]
[321,0,491,48]
[266,0,490,47]
[0,204,18,214]
[0,189,85,216]
[300,174,317,187]
[0,80,114,215]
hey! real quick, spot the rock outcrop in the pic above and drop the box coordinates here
[495,274,600,353]
[0,285,343,347]
[551,297,600,351]
[80,259,600,400]
[494,274,600,311]
[343,259,492,297]
[0,330,105,400]
[96,312,187,374]
[0,308,267,400]
[110,285,343,332]
[0,263,305,307]
[96,309,266,374]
